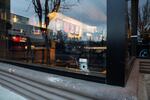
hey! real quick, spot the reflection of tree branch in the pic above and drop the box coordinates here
[32,0,80,27]
[45,0,49,28]
[128,0,150,34]
[31,0,79,64]
[52,0,61,12]
[60,1,79,11]
[60,4,77,9]
[25,1,32,12]
[138,0,150,33]
[32,0,42,27]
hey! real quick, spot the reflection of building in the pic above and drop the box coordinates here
[10,13,31,35]
[10,12,106,42]
[82,32,104,41]
[11,13,29,24]
[48,13,101,41]
[9,13,44,42]
[0,0,10,58]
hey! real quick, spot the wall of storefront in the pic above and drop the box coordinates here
[0,0,10,58]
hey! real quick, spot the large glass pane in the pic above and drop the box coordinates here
[7,0,107,77]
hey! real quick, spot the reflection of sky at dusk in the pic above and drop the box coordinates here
[11,0,106,26]
[11,0,147,25]
[11,0,147,37]
[63,0,106,26]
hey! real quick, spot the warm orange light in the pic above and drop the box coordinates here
[13,15,18,23]
[48,12,58,20]
[42,23,46,28]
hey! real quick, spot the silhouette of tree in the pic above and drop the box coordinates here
[32,0,79,64]
[138,0,150,34]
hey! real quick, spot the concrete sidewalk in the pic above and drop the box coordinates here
[143,74,150,100]
[0,59,140,100]
[0,85,27,100]
[139,59,150,100]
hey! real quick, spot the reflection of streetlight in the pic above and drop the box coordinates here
[13,15,18,23]
[42,23,46,28]
[48,12,58,20]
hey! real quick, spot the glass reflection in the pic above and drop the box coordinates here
[6,0,107,76]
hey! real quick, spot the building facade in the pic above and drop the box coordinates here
[48,13,106,41]
[10,13,44,42]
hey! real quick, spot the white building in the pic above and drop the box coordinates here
[48,13,104,41]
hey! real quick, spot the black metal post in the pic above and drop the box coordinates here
[107,0,127,86]
[131,0,139,56]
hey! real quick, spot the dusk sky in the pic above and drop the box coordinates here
[11,0,147,26]
[11,0,106,26]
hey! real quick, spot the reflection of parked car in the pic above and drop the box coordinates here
[8,34,27,59]
[137,44,150,58]
[8,35,27,51]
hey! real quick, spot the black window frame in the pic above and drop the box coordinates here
[107,0,139,86]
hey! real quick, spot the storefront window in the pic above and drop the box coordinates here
[7,0,107,78]
[0,0,140,86]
